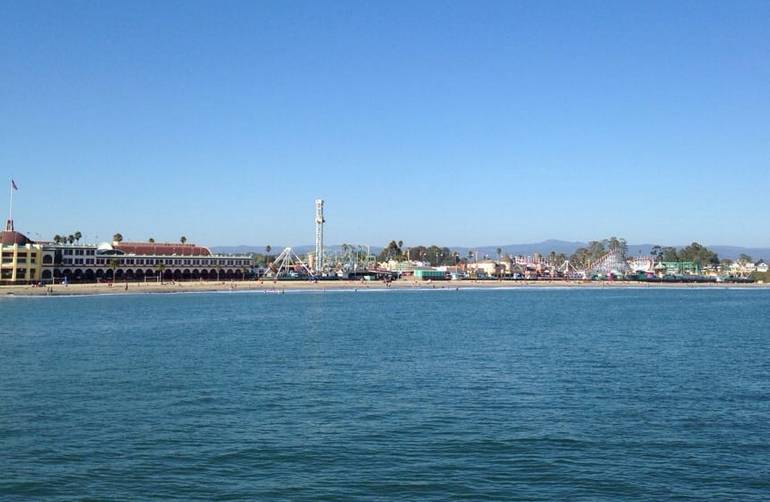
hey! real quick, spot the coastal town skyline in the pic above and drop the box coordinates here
[3,181,770,258]
[5,199,770,262]
[4,190,770,261]
[3,2,769,247]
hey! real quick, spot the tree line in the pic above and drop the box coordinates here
[377,241,458,266]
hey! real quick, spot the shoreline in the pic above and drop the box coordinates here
[1,279,768,297]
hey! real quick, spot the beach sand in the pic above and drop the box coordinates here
[1,279,766,297]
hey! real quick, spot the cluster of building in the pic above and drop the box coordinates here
[0,219,253,285]
[376,252,768,281]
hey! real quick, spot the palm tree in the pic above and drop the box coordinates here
[148,237,155,243]
[74,231,82,244]
[108,258,120,282]
[154,262,165,284]
[113,233,123,243]
[265,245,272,265]
[496,247,502,261]
[67,235,75,244]
[53,234,62,244]
[180,236,187,244]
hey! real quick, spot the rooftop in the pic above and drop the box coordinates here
[114,242,211,256]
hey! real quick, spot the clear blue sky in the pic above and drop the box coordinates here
[1,0,768,248]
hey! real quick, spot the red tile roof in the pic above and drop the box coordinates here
[0,230,32,246]
[115,242,211,256]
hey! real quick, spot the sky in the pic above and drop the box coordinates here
[1,0,769,248]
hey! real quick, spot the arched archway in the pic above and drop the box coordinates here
[210,269,219,280]
[225,270,234,280]
[54,269,62,278]
[96,269,104,280]
[192,269,200,280]
[182,269,191,281]
[173,269,182,281]
[234,270,243,280]
[104,269,113,280]
[85,269,95,281]
[42,270,52,280]
[163,269,173,280]
[115,269,124,280]
[136,269,144,281]
[62,269,72,278]
[125,269,135,281]
[200,270,209,280]
[43,255,53,264]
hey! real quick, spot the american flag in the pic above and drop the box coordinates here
[11,179,17,191]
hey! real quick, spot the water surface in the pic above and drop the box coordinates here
[2,289,769,500]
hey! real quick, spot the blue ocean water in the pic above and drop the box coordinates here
[1,288,769,500]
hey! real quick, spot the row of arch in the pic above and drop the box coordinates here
[41,268,245,282]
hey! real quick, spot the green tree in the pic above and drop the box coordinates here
[607,236,628,255]
[53,234,62,244]
[737,253,753,264]
[180,236,187,244]
[678,242,719,266]
[74,231,82,243]
[113,233,123,243]
[67,234,75,244]
[377,240,404,262]
[108,258,120,281]
[154,262,166,283]
[148,237,155,243]
[661,247,679,262]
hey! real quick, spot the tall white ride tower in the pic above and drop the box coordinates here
[314,199,325,275]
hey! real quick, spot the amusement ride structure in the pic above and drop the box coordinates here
[314,199,324,275]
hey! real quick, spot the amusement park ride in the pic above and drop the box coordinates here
[261,200,714,281]
[262,200,377,279]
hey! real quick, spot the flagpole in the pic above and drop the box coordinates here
[8,179,12,226]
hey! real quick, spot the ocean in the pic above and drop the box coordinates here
[1,288,769,500]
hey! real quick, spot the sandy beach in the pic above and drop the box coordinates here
[1,279,767,297]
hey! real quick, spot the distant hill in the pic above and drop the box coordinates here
[213,241,770,261]
[211,244,382,255]
[449,240,584,258]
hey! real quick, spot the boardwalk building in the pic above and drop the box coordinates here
[0,222,253,284]
[40,241,253,283]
